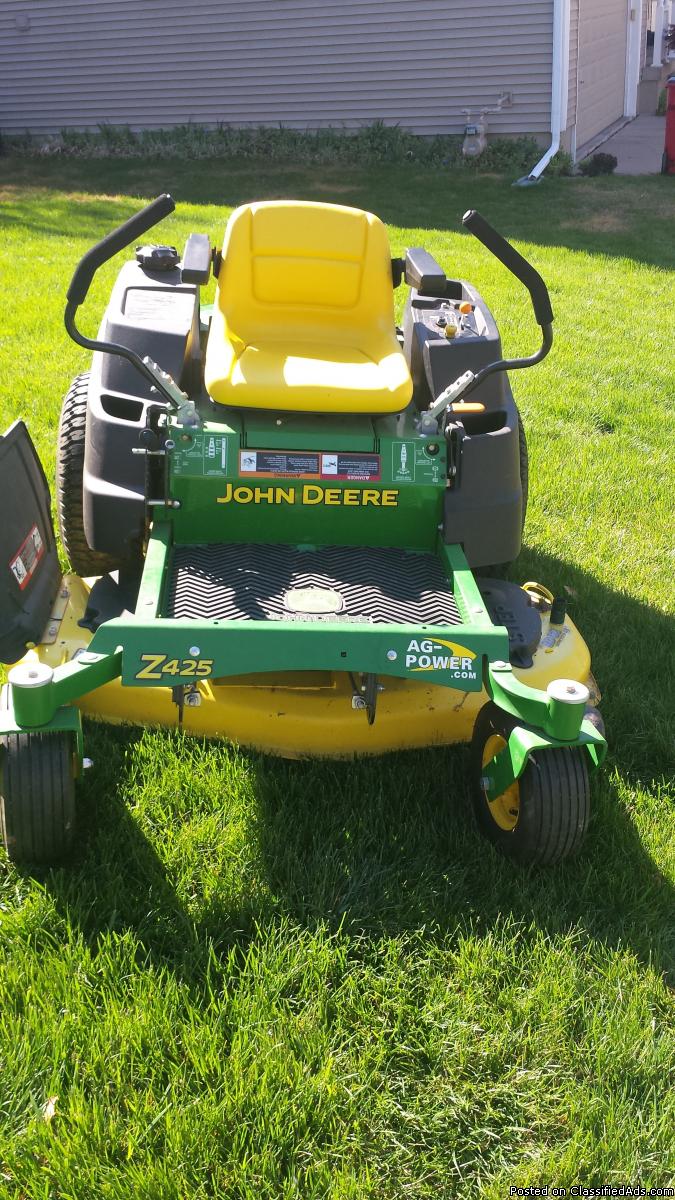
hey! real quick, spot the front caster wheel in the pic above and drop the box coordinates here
[0,731,76,864]
[470,703,590,865]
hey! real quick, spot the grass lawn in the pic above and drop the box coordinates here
[0,157,674,1198]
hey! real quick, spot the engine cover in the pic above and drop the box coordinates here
[82,259,200,560]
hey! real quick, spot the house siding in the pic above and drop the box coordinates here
[641,0,650,67]
[567,0,580,129]
[575,0,629,146]
[0,0,553,137]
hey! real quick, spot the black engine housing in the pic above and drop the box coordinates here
[403,280,524,568]
[82,259,201,561]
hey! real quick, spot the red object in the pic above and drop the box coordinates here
[664,76,675,175]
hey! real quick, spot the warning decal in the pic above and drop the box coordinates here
[240,450,320,478]
[320,453,380,481]
[239,450,381,481]
[10,524,44,591]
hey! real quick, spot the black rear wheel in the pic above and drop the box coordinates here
[517,407,528,526]
[470,702,591,865]
[56,372,120,576]
[1,726,76,864]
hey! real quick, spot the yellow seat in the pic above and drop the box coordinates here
[204,200,413,414]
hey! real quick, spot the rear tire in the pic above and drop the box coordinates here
[470,702,590,865]
[1,730,76,864]
[56,372,120,577]
[517,408,528,526]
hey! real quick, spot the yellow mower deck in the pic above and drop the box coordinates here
[18,574,598,759]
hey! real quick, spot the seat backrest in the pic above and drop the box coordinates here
[213,200,396,346]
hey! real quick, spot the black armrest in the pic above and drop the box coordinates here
[405,247,446,295]
[181,233,212,285]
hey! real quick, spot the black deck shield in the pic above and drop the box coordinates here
[0,421,61,664]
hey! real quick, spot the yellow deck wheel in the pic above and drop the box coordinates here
[470,702,591,865]
[481,733,520,831]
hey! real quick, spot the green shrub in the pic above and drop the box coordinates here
[547,149,574,176]
[579,152,618,176]
[2,121,570,178]
[472,135,539,172]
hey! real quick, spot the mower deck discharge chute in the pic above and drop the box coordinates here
[0,194,606,866]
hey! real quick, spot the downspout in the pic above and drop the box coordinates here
[514,0,570,185]
[653,0,667,67]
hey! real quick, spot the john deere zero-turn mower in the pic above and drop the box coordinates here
[0,195,606,866]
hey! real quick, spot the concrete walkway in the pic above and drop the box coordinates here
[593,114,666,175]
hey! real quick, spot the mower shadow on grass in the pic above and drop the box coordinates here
[236,544,675,985]
[18,742,675,1017]
[14,725,269,991]
[247,755,675,982]
[19,546,673,999]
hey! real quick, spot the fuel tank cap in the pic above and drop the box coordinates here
[135,243,179,272]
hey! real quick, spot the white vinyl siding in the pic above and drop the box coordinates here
[0,0,553,137]
[575,0,629,145]
[567,0,580,128]
[641,0,651,66]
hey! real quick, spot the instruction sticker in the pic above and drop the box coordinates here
[239,450,381,481]
[203,435,229,475]
[172,433,229,476]
[392,441,442,484]
[9,524,44,591]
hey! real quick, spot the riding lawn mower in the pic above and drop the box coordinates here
[0,194,606,866]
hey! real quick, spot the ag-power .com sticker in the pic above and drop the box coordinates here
[405,637,478,681]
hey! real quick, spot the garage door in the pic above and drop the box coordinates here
[576,0,628,146]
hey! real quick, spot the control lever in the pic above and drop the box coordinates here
[417,210,554,434]
[462,209,553,327]
[418,370,486,433]
[64,194,197,416]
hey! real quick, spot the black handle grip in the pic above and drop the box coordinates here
[66,193,176,306]
[462,209,554,326]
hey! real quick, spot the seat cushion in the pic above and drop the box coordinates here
[204,200,413,414]
[206,336,412,413]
